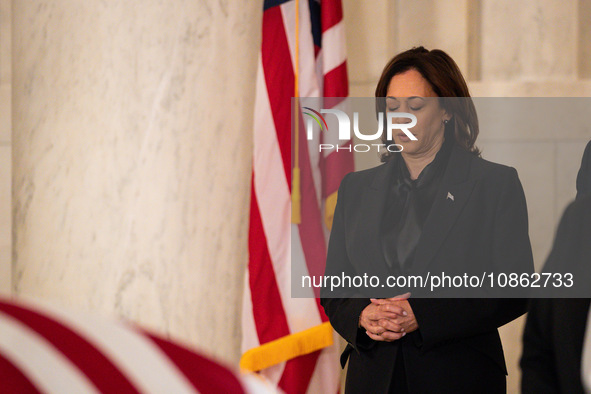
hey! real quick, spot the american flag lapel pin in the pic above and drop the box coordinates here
[447,191,455,202]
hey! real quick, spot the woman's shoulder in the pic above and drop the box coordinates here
[460,149,520,181]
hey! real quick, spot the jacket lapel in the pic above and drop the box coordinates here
[355,157,398,277]
[411,146,477,275]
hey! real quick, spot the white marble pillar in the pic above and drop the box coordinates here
[0,0,11,295]
[12,0,261,364]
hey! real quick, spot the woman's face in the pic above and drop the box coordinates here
[386,69,450,156]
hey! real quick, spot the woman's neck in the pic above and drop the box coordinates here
[401,139,444,180]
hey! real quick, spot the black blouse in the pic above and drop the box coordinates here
[381,136,453,273]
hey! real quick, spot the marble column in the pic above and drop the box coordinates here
[0,0,11,295]
[12,0,260,364]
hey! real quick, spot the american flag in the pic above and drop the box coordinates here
[0,296,273,393]
[241,0,353,393]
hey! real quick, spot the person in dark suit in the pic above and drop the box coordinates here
[320,47,534,393]
[576,140,591,199]
[520,141,591,394]
[520,196,591,393]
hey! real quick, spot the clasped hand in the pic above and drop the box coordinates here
[359,292,418,342]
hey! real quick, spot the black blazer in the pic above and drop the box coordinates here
[520,140,591,394]
[321,144,534,393]
[521,196,591,394]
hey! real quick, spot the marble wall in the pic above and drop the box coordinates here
[11,0,261,364]
[0,0,11,295]
[343,0,591,392]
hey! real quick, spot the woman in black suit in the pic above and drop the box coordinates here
[320,47,534,393]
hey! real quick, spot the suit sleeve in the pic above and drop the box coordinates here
[320,174,375,353]
[520,299,560,393]
[408,167,534,349]
[520,200,588,393]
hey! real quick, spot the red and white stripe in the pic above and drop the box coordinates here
[242,0,352,393]
[0,296,272,394]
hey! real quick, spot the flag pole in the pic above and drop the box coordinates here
[291,0,301,224]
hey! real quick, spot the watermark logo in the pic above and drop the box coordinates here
[302,107,329,132]
[303,108,417,153]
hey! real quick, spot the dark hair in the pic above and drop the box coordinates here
[375,46,480,162]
